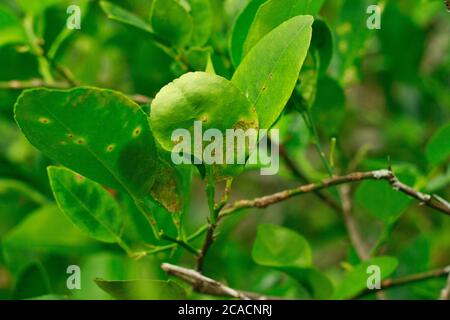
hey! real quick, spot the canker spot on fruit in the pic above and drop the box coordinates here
[39,117,50,124]
[133,127,141,137]
[106,144,115,152]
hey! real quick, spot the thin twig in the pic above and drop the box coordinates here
[162,263,278,300]
[355,266,450,299]
[196,179,233,272]
[219,170,450,220]
[339,184,371,260]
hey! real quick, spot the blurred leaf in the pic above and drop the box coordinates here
[47,166,124,244]
[0,4,26,47]
[13,262,51,300]
[100,1,153,34]
[426,122,450,168]
[150,0,193,48]
[15,0,66,15]
[232,15,313,129]
[253,224,312,267]
[252,224,333,299]
[3,205,98,262]
[243,0,323,56]
[185,46,213,71]
[228,0,266,67]
[379,1,425,83]
[14,87,159,200]
[311,76,345,136]
[150,71,258,179]
[311,18,333,76]
[187,0,212,46]
[95,279,186,300]
[0,179,46,237]
[355,165,418,222]
[334,0,373,80]
[333,256,399,300]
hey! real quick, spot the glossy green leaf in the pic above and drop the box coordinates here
[150,72,258,178]
[232,15,313,129]
[14,87,159,200]
[0,5,26,47]
[150,0,193,48]
[252,224,333,299]
[243,0,323,55]
[100,1,153,34]
[47,166,123,244]
[333,256,399,300]
[355,166,417,222]
[229,0,267,67]
[252,224,312,267]
[187,0,212,46]
[426,122,450,168]
[95,279,186,300]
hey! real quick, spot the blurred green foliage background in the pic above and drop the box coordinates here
[0,0,449,300]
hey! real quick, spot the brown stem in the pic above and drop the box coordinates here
[219,170,450,219]
[162,263,279,300]
[355,266,450,299]
[339,184,371,260]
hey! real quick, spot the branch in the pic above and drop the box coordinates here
[196,179,233,272]
[339,184,371,260]
[162,263,276,300]
[355,266,450,299]
[219,170,450,220]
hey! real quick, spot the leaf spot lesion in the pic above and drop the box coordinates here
[39,117,50,124]
[133,127,142,137]
[106,144,116,152]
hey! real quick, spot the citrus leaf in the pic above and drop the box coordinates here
[243,0,323,56]
[252,224,312,267]
[150,0,193,48]
[150,72,258,179]
[47,166,124,244]
[232,15,313,129]
[187,0,212,46]
[100,1,153,34]
[333,256,399,300]
[14,87,159,200]
[229,0,267,67]
[252,224,333,299]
